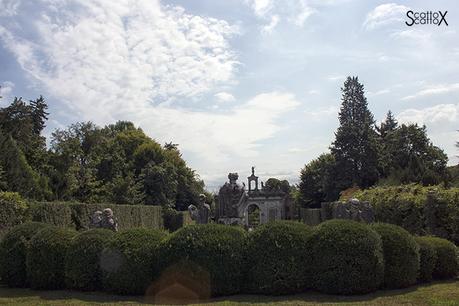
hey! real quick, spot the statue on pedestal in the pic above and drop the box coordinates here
[188,194,211,224]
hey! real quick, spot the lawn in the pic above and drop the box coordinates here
[0,280,457,305]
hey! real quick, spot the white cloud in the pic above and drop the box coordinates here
[398,104,459,125]
[0,0,301,183]
[363,3,408,30]
[327,74,345,81]
[0,0,20,16]
[262,14,279,34]
[0,81,14,99]
[290,0,316,27]
[246,0,273,17]
[402,83,459,100]
[367,89,390,97]
[214,91,235,103]
[305,105,339,119]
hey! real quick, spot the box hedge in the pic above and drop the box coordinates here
[422,236,458,279]
[102,228,166,295]
[309,219,384,294]
[415,236,437,282]
[65,229,115,291]
[156,224,247,298]
[0,192,28,231]
[0,222,49,287]
[244,221,313,295]
[26,226,76,289]
[371,223,420,289]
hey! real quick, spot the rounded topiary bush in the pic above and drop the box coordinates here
[415,236,437,282]
[0,222,49,287]
[422,236,458,279]
[102,228,166,295]
[155,224,247,299]
[65,229,115,291]
[310,219,384,295]
[371,223,420,289]
[245,221,313,295]
[26,226,76,289]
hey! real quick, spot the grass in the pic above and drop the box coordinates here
[0,280,457,305]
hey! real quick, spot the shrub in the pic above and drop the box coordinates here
[0,192,28,231]
[65,229,115,291]
[0,222,49,287]
[371,223,420,289]
[102,228,166,295]
[245,221,313,295]
[26,226,76,289]
[422,236,458,279]
[309,219,384,294]
[156,224,247,298]
[415,236,437,282]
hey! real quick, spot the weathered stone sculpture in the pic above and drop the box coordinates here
[188,194,211,224]
[217,173,245,219]
[89,208,118,231]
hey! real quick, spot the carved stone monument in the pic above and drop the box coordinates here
[188,194,211,224]
[89,208,119,231]
[217,173,245,221]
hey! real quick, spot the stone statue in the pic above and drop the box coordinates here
[217,173,245,218]
[188,194,211,224]
[90,208,118,231]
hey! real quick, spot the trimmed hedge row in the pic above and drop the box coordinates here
[0,220,457,297]
[351,184,459,244]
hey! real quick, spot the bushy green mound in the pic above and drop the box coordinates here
[309,220,384,294]
[65,229,115,291]
[0,222,48,287]
[415,236,437,282]
[102,228,166,295]
[371,223,420,289]
[26,226,76,289]
[157,224,247,297]
[245,221,313,295]
[422,236,458,279]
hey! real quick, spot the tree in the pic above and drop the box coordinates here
[331,76,380,189]
[264,178,290,193]
[298,153,339,207]
[377,110,398,139]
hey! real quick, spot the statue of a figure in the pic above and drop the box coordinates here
[90,208,119,231]
[217,173,245,218]
[188,194,211,224]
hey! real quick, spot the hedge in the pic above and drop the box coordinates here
[371,223,420,289]
[422,236,458,279]
[245,221,313,295]
[102,228,166,295]
[351,185,459,244]
[0,222,49,287]
[156,224,247,299]
[26,226,76,289]
[0,192,28,231]
[29,202,163,230]
[415,236,437,282]
[309,220,384,294]
[65,229,115,291]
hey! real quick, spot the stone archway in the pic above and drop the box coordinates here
[246,204,260,228]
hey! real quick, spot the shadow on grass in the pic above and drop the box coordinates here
[0,280,457,305]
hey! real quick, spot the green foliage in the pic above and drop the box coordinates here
[309,220,384,294]
[245,221,313,295]
[157,224,247,297]
[352,185,459,244]
[298,153,339,207]
[0,192,28,230]
[0,222,49,287]
[264,178,290,193]
[26,226,76,289]
[65,229,115,291]
[331,76,380,189]
[421,236,458,279]
[29,202,163,231]
[371,223,420,289]
[102,228,166,295]
[162,207,192,232]
[415,236,437,282]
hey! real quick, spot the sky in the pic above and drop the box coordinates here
[0,0,458,190]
